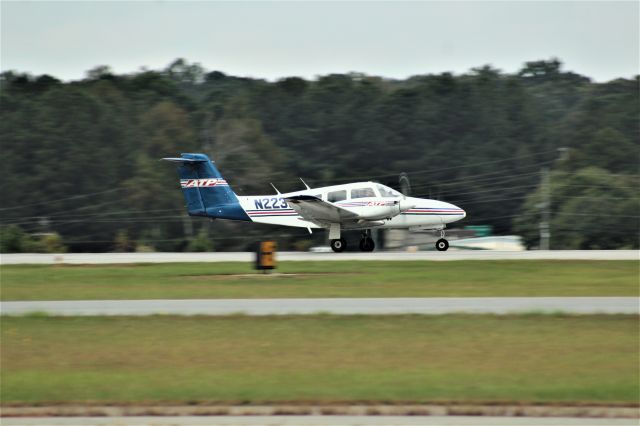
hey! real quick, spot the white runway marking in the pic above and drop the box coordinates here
[2,297,637,316]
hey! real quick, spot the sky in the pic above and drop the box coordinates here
[1,1,638,82]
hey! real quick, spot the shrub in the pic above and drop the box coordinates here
[187,228,214,252]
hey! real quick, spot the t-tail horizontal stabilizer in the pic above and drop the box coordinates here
[162,157,207,163]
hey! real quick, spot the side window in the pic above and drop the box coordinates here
[313,194,322,199]
[351,187,375,199]
[328,190,347,202]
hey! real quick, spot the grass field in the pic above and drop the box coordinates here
[2,314,638,405]
[1,260,638,300]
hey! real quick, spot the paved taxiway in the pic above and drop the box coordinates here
[2,297,637,316]
[2,416,638,425]
[1,250,637,264]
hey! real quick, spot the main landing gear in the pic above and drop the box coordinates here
[330,238,347,253]
[435,229,449,252]
[359,230,375,252]
[329,231,376,253]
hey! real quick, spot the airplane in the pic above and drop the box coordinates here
[163,153,466,252]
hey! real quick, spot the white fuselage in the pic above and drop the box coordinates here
[238,181,465,231]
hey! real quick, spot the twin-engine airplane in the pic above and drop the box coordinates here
[164,153,466,252]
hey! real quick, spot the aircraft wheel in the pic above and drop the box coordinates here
[330,238,347,253]
[359,237,375,252]
[435,238,449,251]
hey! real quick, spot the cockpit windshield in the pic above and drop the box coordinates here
[377,184,402,198]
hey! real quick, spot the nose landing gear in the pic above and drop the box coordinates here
[435,229,449,251]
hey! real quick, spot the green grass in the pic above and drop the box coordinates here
[1,260,638,301]
[2,314,638,405]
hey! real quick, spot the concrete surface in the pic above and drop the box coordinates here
[1,250,638,264]
[1,416,638,426]
[3,404,636,418]
[2,297,637,316]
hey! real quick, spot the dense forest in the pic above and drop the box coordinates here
[1,59,638,252]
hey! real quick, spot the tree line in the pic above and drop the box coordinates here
[1,58,638,251]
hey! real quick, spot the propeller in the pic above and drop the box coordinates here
[399,172,411,198]
[398,172,415,212]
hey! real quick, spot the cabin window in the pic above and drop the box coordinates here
[377,184,401,198]
[328,190,347,202]
[351,187,375,199]
[313,194,322,200]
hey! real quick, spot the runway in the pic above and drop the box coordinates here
[1,250,637,264]
[1,416,637,426]
[2,297,637,316]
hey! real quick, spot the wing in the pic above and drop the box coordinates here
[284,195,360,225]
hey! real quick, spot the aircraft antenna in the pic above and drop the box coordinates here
[299,178,311,190]
[270,183,281,194]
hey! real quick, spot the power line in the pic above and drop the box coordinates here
[276,149,561,185]
[436,184,540,199]
[411,168,639,194]
[1,208,185,224]
[415,180,640,200]
[0,199,133,224]
[431,194,638,207]
[409,166,549,191]
[0,187,126,212]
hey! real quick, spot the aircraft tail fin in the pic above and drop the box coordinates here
[163,153,249,221]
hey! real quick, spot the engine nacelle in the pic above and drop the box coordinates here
[354,199,416,220]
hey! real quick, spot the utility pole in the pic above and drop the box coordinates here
[538,147,569,251]
[399,173,411,250]
[539,167,550,251]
